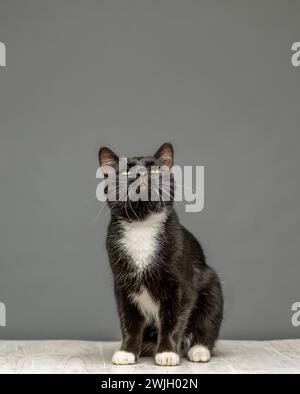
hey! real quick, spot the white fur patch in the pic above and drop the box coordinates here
[187,345,211,362]
[112,350,136,365]
[120,210,167,271]
[131,287,160,322]
[155,352,180,366]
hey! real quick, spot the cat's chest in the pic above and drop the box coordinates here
[119,211,166,271]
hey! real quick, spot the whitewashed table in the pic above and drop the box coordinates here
[0,339,299,374]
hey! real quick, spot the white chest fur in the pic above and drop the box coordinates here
[119,210,166,271]
[131,287,160,322]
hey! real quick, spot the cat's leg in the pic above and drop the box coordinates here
[186,272,223,363]
[155,298,191,366]
[140,324,157,357]
[112,291,145,365]
[184,311,216,363]
[186,313,222,363]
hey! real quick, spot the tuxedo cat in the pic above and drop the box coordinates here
[99,143,223,366]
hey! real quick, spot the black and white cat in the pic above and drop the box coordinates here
[99,143,223,366]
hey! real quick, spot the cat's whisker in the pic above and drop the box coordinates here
[103,189,128,219]
[92,204,107,223]
[81,195,98,206]
[129,198,140,222]
[163,182,203,195]
[93,187,126,222]
[124,200,133,223]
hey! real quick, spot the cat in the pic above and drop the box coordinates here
[98,143,223,366]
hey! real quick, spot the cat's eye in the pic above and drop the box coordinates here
[150,168,160,174]
[121,169,134,176]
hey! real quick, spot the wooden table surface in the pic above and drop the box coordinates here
[0,339,299,374]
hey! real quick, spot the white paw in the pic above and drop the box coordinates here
[112,350,136,365]
[155,351,180,366]
[187,345,211,362]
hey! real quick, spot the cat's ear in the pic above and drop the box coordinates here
[99,147,119,175]
[154,143,174,169]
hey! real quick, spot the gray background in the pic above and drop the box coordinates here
[0,0,299,340]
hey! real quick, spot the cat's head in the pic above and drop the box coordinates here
[98,143,174,220]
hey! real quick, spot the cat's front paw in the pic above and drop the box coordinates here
[155,351,180,366]
[112,350,136,365]
[187,345,211,362]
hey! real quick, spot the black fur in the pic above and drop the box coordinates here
[99,143,223,363]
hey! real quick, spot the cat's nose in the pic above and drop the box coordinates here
[136,168,147,179]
